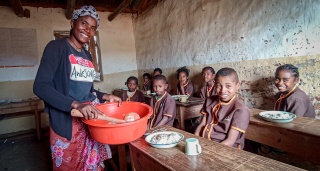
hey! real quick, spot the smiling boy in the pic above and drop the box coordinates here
[148,75,176,128]
[195,68,250,149]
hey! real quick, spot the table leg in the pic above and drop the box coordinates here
[35,110,41,140]
[176,106,186,131]
[118,144,127,171]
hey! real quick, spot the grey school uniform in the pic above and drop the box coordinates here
[275,87,315,118]
[177,81,195,97]
[200,95,250,149]
[200,85,216,99]
[149,92,176,128]
[121,90,145,103]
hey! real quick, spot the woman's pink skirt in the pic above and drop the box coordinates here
[50,118,111,171]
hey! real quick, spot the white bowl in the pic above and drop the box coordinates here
[145,131,184,148]
[259,111,296,123]
[171,95,188,101]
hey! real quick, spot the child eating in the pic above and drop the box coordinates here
[176,66,195,97]
[142,73,152,92]
[274,64,315,118]
[148,75,176,128]
[121,76,145,103]
[200,66,216,99]
[195,68,250,149]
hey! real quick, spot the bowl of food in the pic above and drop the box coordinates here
[259,111,296,123]
[171,95,188,101]
[145,131,184,148]
[82,102,152,144]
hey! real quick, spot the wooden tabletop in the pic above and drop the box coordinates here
[129,125,303,171]
[246,108,320,164]
[175,97,205,107]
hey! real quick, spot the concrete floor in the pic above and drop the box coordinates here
[0,130,131,171]
[0,134,52,171]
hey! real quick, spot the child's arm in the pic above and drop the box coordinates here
[222,108,250,147]
[154,116,169,127]
[221,129,240,147]
[180,83,186,95]
[194,114,206,136]
[287,98,314,117]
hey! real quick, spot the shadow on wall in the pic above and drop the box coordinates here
[190,72,204,97]
[167,72,177,94]
[240,77,276,110]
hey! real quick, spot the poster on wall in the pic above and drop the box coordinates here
[0,28,38,67]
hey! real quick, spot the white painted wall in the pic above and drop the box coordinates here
[133,0,320,69]
[0,6,137,81]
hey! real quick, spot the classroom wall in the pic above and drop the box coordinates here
[0,6,137,134]
[133,0,320,118]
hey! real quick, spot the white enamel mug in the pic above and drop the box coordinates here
[185,138,202,155]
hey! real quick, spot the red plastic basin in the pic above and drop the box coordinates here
[82,102,152,144]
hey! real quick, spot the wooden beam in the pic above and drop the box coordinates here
[108,0,133,22]
[9,0,30,18]
[65,0,76,20]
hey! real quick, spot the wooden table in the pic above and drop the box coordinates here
[175,97,204,130]
[0,98,44,140]
[129,125,303,171]
[246,108,320,165]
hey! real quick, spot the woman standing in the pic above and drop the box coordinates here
[33,5,125,170]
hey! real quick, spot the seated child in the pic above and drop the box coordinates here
[148,75,176,128]
[176,66,195,97]
[152,67,171,93]
[195,68,250,149]
[153,68,162,76]
[200,66,216,99]
[274,64,315,118]
[121,76,145,103]
[142,73,152,92]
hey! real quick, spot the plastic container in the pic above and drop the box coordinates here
[82,102,152,144]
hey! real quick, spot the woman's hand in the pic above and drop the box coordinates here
[71,101,102,120]
[102,94,122,106]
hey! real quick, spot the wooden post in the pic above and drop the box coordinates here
[65,0,76,20]
[9,0,30,18]
[108,0,133,22]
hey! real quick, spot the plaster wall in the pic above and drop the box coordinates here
[134,0,320,118]
[0,6,137,134]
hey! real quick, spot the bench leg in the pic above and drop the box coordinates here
[35,110,41,140]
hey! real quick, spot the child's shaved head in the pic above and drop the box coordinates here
[215,68,239,83]
[153,75,167,83]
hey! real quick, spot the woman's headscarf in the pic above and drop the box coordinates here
[71,5,100,27]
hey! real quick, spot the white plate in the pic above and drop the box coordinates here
[259,111,296,123]
[171,95,188,101]
[145,131,184,148]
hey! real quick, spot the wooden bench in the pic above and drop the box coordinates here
[0,98,44,140]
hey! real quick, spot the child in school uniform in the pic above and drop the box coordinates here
[153,68,162,76]
[195,68,250,149]
[200,66,216,99]
[142,73,152,92]
[274,64,315,118]
[176,66,195,97]
[121,76,145,103]
[148,75,176,128]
